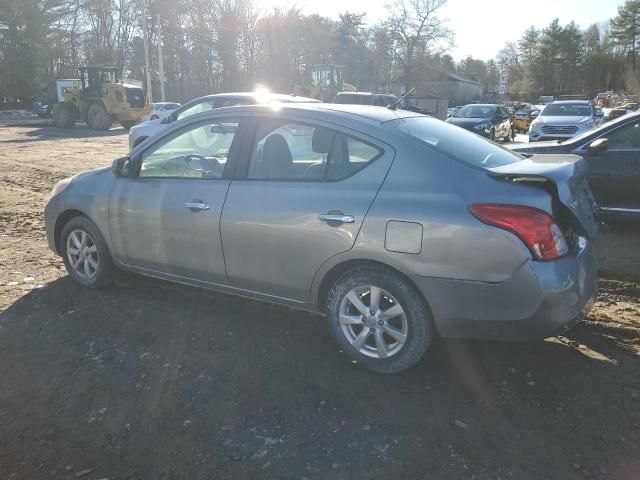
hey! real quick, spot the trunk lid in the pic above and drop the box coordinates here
[487,154,599,239]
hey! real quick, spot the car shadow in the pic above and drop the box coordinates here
[0,275,638,479]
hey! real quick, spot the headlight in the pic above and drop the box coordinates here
[473,122,491,130]
[50,178,71,198]
[578,119,593,129]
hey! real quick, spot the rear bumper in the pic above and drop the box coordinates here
[412,236,598,341]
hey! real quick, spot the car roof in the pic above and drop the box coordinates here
[335,92,393,97]
[201,92,320,103]
[548,100,591,105]
[194,102,423,125]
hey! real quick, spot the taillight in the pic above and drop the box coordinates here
[469,204,569,261]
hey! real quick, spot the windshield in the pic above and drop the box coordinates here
[541,103,592,117]
[453,105,496,118]
[391,116,523,168]
[176,99,215,120]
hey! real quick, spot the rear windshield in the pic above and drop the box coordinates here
[334,94,371,105]
[453,105,496,118]
[390,116,523,168]
[542,103,592,117]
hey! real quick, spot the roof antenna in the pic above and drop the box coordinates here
[388,87,416,110]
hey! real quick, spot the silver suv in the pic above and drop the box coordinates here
[529,100,601,142]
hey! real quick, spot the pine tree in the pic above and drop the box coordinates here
[611,0,640,71]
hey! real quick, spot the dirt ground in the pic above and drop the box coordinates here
[0,119,639,480]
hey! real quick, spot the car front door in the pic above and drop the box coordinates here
[581,119,640,212]
[220,116,395,301]
[109,116,246,284]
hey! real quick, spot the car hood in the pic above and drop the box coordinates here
[488,154,598,238]
[535,115,591,125]
[446,117,491,127]
[72,166,111,181]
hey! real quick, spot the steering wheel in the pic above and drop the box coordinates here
[183,154,221,177]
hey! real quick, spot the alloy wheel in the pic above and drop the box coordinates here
[66,229,99,280]
[339,285,408,359]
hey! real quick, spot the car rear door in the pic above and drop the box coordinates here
[580,118,640,212]
[109,116,247,284]
[220,116,395,301]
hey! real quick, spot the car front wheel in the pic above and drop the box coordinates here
[326,266,433,373]
[61,216,116,288]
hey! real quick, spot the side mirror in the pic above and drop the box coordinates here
[112,156,132,177]
[588,138,608,154]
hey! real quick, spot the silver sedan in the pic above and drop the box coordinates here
[45,104,599,373]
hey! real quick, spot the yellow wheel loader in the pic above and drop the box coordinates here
[52,66,151,131]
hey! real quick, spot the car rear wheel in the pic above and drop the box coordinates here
[326,266,433,373]
[61,216,115,288]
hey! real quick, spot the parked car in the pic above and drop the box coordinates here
[129,92,319,149]
[446,104,514,141]
[513,107,540,132]
[32,93,58,118]
[620,102,639,111]
[143,102,181,121]
[529,100,602,142]
[511,111,640,219]
[606,107,629,122]
[333,92,399,107]
[46,104,598,373]
[447,106,461,118]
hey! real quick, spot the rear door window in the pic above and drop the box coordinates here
[246,120,382,181]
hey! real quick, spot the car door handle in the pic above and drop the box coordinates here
[318,213,356,224]
[184,202,211,210]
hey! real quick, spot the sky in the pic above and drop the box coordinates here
[263,0,623,61]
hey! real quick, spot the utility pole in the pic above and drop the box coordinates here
[156,13,166,101]
[141,0,153,104]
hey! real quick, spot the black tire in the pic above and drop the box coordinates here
[60,216,116,288]
[326,265,433,374]
[87,103,112,130]
[52,102,77,128]
[150,115,159,120]
[120,120,136,130]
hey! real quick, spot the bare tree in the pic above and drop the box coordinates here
[384,0,452,92]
